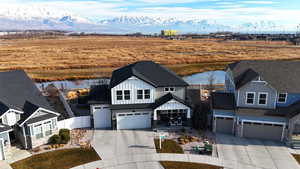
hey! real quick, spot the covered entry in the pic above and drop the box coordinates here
[116,112,151,130]
[241,118,286,141]
[92,105,112,129]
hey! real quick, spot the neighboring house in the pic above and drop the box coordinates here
[90,61,192,130]
[211,60,300,143]
[0,70,59,160]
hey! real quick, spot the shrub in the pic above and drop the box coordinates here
[59,129,70,144]
[49,134,61,144]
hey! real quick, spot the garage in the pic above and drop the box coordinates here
[117,112,151,130]
[92,105,111,129]
[215,116,234,134]
[242,121,285,141]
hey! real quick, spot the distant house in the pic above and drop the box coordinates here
[211,60,300,143]
[0,70,59,160]
[89,61,192,130]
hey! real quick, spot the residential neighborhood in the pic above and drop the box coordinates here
[0,60,299,169]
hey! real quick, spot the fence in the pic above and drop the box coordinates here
[58,116,91,130]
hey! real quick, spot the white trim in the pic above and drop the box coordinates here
[245,92,255,105]
[213,114,235,119]
[0,129,13,135]
[19,108,59,126]
[277,93,288,104]
[258,92,268,105]
[281,124,286,141]
[0,138,4,160]
[22,126,28,149]
[0,108,23,118]
[27,117,57,127]
[241,119,286,126]
[237,90,240,107]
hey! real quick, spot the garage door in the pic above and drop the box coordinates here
[117,112,151,130]
[243,122,284,141]
[93,106,111,129]
[215,117,234,134]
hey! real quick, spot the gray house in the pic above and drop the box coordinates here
[0,70,59,160]
[90,61,192,130]
[212,60,300,143]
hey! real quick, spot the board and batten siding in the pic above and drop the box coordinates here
[1,110,21,126]
[155,87,186,100]
[237,81,277,109]
[111,76,155,105]
[154,99,191,120]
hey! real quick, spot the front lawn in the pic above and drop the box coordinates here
[293,154,300,164]
[160,161,223,169]
[154,139,184,154]
[11,148,101,169]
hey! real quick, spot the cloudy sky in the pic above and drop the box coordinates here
[1,0,300,28]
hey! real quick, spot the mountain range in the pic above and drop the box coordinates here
[0,6,291,34]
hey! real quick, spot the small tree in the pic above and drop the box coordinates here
[59,129,70,144]
[49,134,61,144]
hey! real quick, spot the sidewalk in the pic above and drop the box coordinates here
[71,153,260,169]
[0,161,12,169]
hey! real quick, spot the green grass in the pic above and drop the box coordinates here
[160,161,223,169]
[11,148,101,169]
[154,139,184,154]
[293,154,300,164]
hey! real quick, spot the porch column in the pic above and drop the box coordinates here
[153,110,157,129]
[186,108,192,127]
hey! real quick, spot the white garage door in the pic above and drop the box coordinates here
[117,112,151,130]
[93,106,111,129]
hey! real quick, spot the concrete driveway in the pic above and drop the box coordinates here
[216,134,300,169]
[91,130,157,160]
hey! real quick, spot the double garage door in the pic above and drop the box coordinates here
[117,112,151,130]
[243,122,284,141]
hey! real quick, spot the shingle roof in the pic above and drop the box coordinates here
[0,101,10,116]
[109,61,188,88]
[211,92,236,110]
[228,60,300,92]
[0,123,12,133]
[0,70,57,123]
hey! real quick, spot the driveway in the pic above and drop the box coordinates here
[216,134,300,169]
[91,130,157,160]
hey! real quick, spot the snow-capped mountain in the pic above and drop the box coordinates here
[0,5,289,34]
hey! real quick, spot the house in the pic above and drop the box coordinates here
[211,60,300,143]
[0,70,59,160]
[90,61,192,130]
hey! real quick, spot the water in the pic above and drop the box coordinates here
[36,78,110,90]
[36,71,225,90]
[183,71,225,85]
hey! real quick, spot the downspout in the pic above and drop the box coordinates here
[22,126,28,149]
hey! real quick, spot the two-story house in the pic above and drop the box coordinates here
[0,70,59,160]
[90,61,192,130]
[211,60,300,143]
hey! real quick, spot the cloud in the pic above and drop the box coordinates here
[242,1,278,4]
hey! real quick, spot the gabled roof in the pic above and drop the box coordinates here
[0,70,57,122]
[152,93,191,109]
[228,60,300,92]
[109,61,188,88]
[211,92,235,110]
[19,101,59,126]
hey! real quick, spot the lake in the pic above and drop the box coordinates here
[35,71,225,90]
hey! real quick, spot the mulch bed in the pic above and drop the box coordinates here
[160,161,223,169]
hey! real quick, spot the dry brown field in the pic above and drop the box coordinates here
[0,36,299,81]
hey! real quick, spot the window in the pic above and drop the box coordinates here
[34,124,43,139]
[124,90,130,100]
[246,92,255,104]
[278,93,287,103]
[52,119,57,129]
[137,90,143,99]
[144,89,150,99]
[164,87,175,92]
[258,93,268,105]
[44,121,52,136]
[116,90,123,100]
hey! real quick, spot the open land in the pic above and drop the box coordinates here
[0,36,300,81]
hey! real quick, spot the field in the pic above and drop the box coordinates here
[0,36,300,81]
